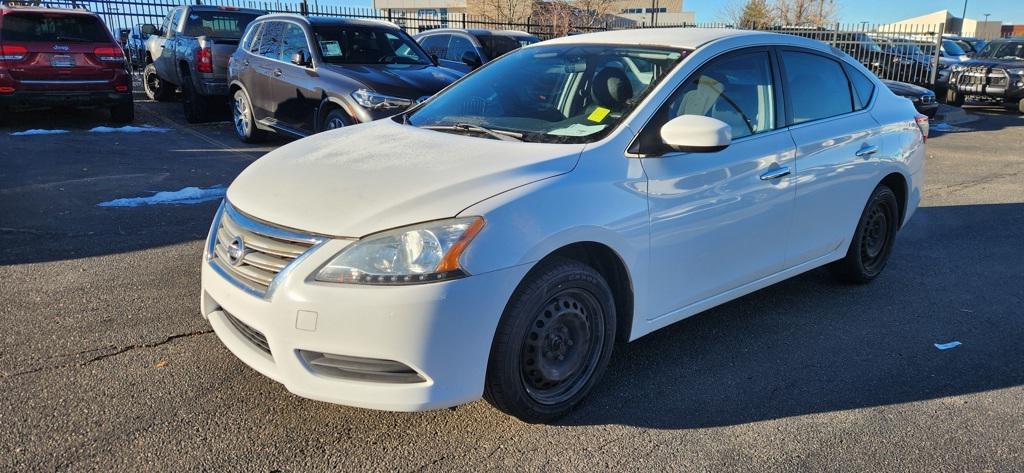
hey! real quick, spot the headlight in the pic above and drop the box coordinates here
[314,217,485,285]
[351,88,413,110]
[951,64,966,72]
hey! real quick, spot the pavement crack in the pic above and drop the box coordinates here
[0,329,213,379]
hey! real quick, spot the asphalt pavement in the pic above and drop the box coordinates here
[0,99,1022,471]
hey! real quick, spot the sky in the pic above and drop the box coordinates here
[314,0,1021,24]
[684,0,1023,25]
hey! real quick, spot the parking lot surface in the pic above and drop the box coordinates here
[1,99,1022,471]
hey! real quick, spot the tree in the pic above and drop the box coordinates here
[475,0,534,24]
[739,0,773,27]
[774,0,837,27]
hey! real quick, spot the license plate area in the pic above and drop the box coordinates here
[50,54,75,68]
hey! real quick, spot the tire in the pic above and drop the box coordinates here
[109,101,135,124]
[181,76,210,124]
[1018,99,1024,115]
[231,89,264,143]
[321,108,350,131]
[484,258,616,423]
[143,63,174,102]
[946,89,965,107]
[830,185,900,284]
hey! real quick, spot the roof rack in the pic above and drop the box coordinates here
[1,0,91,11]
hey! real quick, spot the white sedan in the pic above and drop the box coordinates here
[201,28,927,422]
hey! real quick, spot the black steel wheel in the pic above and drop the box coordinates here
[830,185,900,283]
[143,63,174,102]
[485,257,616,423]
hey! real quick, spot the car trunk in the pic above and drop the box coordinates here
[0,11,119,90]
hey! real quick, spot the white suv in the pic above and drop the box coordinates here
[201,28,927,423]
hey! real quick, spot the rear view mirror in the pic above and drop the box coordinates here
[140,24,157,37]
[461,50,482,69]
[291,51,310,67]
[659,115,732,153]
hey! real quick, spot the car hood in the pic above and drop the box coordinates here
[227,119,584,237]
[882,79,931,97]
[320,63,461,99]
[959,58,1024,68]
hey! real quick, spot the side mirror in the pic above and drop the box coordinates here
[659,115,731,153]
[291,50,310,67]
[140,24,157,37]
[461,50,482,69]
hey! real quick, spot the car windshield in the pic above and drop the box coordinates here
[477,34,539,59]
[942,39,967,56]
[408,44,687,144]
[182,11,259,39]
[313,25,431,65]
[977,41,1024,61]
[0,12,109,42]
[888,42,924,56]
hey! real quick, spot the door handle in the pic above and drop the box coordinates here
[855,145,879,158]
[273,68,283,77]
[760,166,790,180]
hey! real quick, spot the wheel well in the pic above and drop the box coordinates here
[880,172,908,228]
[541,242,634,344]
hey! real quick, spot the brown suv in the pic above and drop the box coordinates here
[227,14,461,142]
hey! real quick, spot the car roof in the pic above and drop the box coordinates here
[255,13,400,29]
[185,5,266,15]
[540,27,819,50]
[416,28,535,38]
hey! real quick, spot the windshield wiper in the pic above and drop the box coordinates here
[421,123,523,142]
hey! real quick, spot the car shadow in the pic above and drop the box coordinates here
[931,103,1023,137]
[559,202,1024,428]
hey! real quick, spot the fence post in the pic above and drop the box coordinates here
[300,0,308,15]
[930,22,944,87]
[830,21,839,47]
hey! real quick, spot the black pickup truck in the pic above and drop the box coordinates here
[946,38,1024,114]
[142,5,265,122]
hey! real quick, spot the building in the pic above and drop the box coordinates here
[372,0,694,26]
[881,10,1003,39]
[1002,24,1024,38]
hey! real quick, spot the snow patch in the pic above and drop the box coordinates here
[97,185,226,207]
[89,125,171,133]
[930,123,970,133]
[934,341,962,350]
[10,129,69,136]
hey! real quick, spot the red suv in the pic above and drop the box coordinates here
[0,5,133,123]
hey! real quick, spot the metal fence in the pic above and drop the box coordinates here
[6,0,946,86]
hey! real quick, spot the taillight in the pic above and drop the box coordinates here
[914,114,929,143]
[196,47,213,73]
[0,44,28,62]
[94,46,125,62]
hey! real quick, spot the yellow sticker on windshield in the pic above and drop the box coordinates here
[587,107,610,123]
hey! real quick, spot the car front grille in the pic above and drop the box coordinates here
[224,310,272,356]
[208,202,323,297]
[958,66,1009,87]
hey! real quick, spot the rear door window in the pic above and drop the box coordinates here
[0,12,109,42]
[844,63,875,110]
[780,50,854,124]
[256,21,285,59]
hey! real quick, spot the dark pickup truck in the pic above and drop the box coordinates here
[142,5,264,122]
[946,38,1024,114]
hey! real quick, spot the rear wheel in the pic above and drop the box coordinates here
[181,76,210,123]
[232,89,264,143]
[109,101,135,124]
[143,63,174,102]
[484,258,616,423]
[830,185,900,283]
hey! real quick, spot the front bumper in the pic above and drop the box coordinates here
[0,90,131,109]
[949,72,1024,101]
[200,237,531,412]
[195,77,229,97]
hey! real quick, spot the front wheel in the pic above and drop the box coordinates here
[946,89,965,107]
[830,185,900,283]
[321,108,350,131]
[484,258,616,423]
